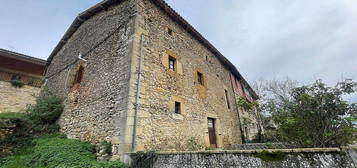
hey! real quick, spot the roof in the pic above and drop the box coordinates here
[46,0,258,99]
[0,48,46,65]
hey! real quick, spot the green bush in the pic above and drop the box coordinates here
[1,95,127,168]
[27,95,64,125]
[10,80,24,88]
[100,141,113,155]
[0,95,64,157]
[0,135,127,168]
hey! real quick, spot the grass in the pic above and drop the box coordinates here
[0,95,127,168]
[0,112,28,120]
[0,134,127,168]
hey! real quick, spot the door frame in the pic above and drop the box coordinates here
[207,117,217,148]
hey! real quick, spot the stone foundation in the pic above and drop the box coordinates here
[127,148,357,168]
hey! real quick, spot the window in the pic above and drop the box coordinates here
[175,101,181,114]
[167,28,173,35]
[11,75,21,81]
[225,89,231,109]
[197,72,204,85]
[74,66,84,85]
[169,56,176,71]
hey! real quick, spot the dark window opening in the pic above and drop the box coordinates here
[206,56,208,61]
[168,28,173,35]
[175,101,181,114]
[11,75,21,81]
[197,72,204,85]
[225,90,231,109]
[74,66,84,85]
[169,56,176,71]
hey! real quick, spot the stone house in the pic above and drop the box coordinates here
[0,49,46,112]
[43,0,261,158]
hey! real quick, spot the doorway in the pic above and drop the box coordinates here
[207,118,217,148]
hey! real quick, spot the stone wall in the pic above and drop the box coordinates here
[43,0,137,157]
[131,0,242,151]
[0,81,39,113]
[128,148,357,168]
[44,0,252,158]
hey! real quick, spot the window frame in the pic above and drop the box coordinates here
[225,89,231,109]
[168,56,176,71]
[174,101,181,114]
[74,66,84,85]
[197,72,204,85]
[167,28,173,36]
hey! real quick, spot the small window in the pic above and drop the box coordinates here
[167,28,173,35]
[175,101,181,114]
[225,90,231,109]
[197,72,204,85]
[74,66,84,84]
[11,75,21,81]
[169,56,176,71]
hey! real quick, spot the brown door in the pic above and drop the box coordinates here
[208,118,217,148]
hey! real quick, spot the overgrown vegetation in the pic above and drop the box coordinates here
[130,151,158,168]
[100,141,113,155]
[186,137,204,151]
[10,80,24,88]
[253,78,357,147]
[237,97,258,111]
[0,95,127,168]
[254,150,286,162]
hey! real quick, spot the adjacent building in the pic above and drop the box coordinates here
[43,0,262,158]
[0,49,46,112]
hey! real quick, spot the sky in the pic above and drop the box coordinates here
[0,0,356,102]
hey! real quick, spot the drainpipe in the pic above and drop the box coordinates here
[132,33,145,152]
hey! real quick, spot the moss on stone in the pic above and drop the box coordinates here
[254,150,286,162]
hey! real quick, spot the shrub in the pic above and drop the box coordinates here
[1,95,127,167]
[0,135,127,168]
[0,95,64,157]
[237,97,258,111]
[100,141,113,155]
[27,95,64,125]
[10,80,24,88]
[186,137,204,151]
[272,79,357,147]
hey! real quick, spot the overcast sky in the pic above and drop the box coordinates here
[0,0,356,102]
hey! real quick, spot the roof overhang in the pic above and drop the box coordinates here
[0,48,46,65]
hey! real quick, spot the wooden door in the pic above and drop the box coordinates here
[208,118,217,148]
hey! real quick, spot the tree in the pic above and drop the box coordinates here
[251,78,298,142]
[272,79,357,147]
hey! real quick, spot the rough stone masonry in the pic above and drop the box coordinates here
[43,0,261,159]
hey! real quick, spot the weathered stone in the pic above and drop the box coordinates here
[43,0,259,159]
[0,81,39,113]
[127,149,357,168]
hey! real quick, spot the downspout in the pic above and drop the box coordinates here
[131,33,145,152]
